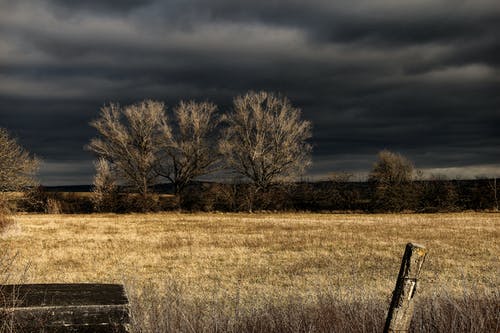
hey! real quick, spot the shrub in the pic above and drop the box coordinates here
[369,150,417,212]
[45,198,62,214]
[0,212,14,235]
[0,199,14,234]
[91,158,120,213]
[120,194,161,213]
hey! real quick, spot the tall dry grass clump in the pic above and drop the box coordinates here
[126,279,384,333]
[127,279,499,333]
[0,249,31,333]
[0,206,12,330]
[412,289,500,333]
[0,248,19,333]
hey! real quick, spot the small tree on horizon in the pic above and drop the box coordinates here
[368,150,414,185]
[369,150,416,212]
[91,158,118,212]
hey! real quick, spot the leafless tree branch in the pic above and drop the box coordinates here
[220,91,312,191]
[157,101,221,194]
[0,128,39,192]
[87,100,164,197]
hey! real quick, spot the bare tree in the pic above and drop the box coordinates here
[369,150,414,185]
[91,158,118,212]
[156,101,221,195]
[87,100,164,198]
[418,173,458,212]
[220,91,312,191]
[0,128,39,192]
[369,150,416,212]
[488,178,498,211]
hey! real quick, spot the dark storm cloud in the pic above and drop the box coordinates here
[180,0,498,45]
[50,0,155,12]
[1,0,499,184]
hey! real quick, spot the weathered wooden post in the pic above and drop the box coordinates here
[384,243,427,333]
[0,283,130,332]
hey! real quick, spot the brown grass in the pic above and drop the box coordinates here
[1,212,499,332]
[127,281,499,333]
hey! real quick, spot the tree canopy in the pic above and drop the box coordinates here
[220,91,312,191]
[0,128,39,192]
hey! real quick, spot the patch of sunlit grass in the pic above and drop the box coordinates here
[2,212,499,332]
[2,213,498,299]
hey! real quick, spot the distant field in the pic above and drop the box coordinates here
[2,212,498,294]
[1,213,499,332]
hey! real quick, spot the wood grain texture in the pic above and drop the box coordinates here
[0,283,130,332]
[383,243,427,333]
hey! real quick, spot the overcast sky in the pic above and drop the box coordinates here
[1,0,499,185]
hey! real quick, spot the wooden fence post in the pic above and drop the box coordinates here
[384,243,427,333]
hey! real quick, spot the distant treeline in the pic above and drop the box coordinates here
[3,98,498,216]
[9,178,499,214]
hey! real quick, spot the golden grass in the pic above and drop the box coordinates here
[1,212,498,304]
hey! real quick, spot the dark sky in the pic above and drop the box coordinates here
[1,0,499,185]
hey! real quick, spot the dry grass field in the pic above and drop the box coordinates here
[1,212,499,332]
